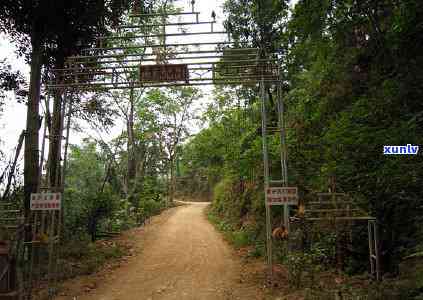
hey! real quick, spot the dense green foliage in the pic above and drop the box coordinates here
[64,140,167,242]
[0,0,133,60]
[179,87,270,248]
[179,1,423,294]
[285,0,423,273]
[60,84,199,242]
[0,59,26,105]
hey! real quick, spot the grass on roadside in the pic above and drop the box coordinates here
[58,237,128,279]
[206,206,265,258]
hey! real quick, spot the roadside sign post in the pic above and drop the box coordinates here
[267,187,298,233]
[29,192,62,298]
[266,187,298,206]
[30,193,62,211]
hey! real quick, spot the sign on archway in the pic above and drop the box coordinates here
[140,64,189,83]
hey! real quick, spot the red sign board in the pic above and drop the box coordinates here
[140,64,189,83]
[30,193,62,211]
[266,187,298,206]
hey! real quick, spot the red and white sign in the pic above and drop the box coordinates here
[266,187,298,206]
[140,64,189,83]
[30,193,62,211]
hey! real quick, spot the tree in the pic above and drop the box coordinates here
[223,0,289,50]
[0,0,135,215]
[64,141,118,241]
[141,87,201,202]
[199,0,423,277]
[108,0,179,196]
[0,59,26,108]
[178,86,268,230]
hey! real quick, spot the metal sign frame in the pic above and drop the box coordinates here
[44,2,283,285]
[46,9,281,92]
[294,192,381,281]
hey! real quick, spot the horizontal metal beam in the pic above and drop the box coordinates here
[308,201,354,205]
[305,209,361,212]
[316,193,348,196]
[98,31,227,41]
[67,62,276,70]
[119,21,216,29]
[0,210,20,213]
[55,65,273,77]
[306,216,376,221]
[46,78,279,90]
[51,75,279,86]
[69,54,259,65]
[0,217,23,221]
[84,75,278,83]
[68,48,259,61]
[82,41,234,53]
[55,71,278,81]
[47,81,271,91]
[54,59,278,72]
[129,12,200,18]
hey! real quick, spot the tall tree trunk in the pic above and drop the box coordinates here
[48,55,65,188]
[127,87,136,188]
[48,91,63,187]
[24,37,42,218]
[169,156,175,203]
[135,144,147,183]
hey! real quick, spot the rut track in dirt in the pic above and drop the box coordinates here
[55,202,265,300]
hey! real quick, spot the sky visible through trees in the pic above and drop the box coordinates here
[0,0,226,155]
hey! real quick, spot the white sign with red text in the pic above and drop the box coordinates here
[30,193,62,211]
[266,187,298,206]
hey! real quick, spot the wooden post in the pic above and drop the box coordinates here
[0,242,10,293]
[2,131,25,201]
[28,212,38,294]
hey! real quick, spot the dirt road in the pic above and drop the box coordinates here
[56,202,264,300]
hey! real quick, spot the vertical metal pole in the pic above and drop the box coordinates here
[54,90,67,237]
[276,75,289,231]
[28,212,38,298]
[61,92,73,189]
[373,221,381,281]
[276,83,287,185]
[47,211,56,299]
[368,220,375,275]
[54,93,67,188]
[260,77,272,279]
